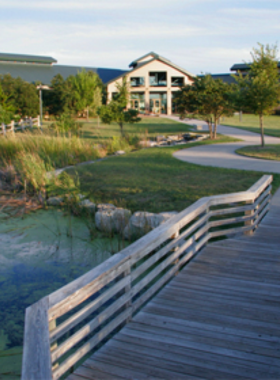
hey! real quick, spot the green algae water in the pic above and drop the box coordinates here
[0,209,125,379]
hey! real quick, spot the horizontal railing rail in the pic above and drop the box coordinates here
[0,116,40,135]
[21,175,273,380]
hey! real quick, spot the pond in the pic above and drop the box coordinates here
[0,208,125,379]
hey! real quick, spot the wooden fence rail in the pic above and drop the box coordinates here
[21,175,273,380]
[0,116,40,135]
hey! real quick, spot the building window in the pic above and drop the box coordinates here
[149,72,167,87]
[130,77,145,87]
[171,77,184,87]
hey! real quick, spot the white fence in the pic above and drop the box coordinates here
[0,116,40,135]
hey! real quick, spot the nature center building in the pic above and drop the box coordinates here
[106,52,195,115]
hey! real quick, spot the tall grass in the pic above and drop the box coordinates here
[0,131,106,169]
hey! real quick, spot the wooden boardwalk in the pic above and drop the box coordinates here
[68,189,280,380]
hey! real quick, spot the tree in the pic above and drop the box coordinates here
[234,43,280,147]
[0,74,38,117]
[0,83,15,123]
[174,75,234,139]
[98,77,141,136]
[70,69,102,120]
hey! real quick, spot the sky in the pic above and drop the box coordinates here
[0,0,279,75]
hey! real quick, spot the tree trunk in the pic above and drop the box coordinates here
[259,114,265,147]
[213,118,218,139]
[119,122,124,137]
[86,107,89,122]
[207,121,213,139]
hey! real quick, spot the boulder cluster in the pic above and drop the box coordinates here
[46,196,178,240]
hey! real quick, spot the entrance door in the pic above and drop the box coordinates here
[150,99,161,114]
[131,99,140,111]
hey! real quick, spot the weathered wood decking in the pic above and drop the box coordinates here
[69,189,280,380]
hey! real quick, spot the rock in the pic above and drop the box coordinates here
[79,199,96,213]
[156,135,166,142]
[95,207,131,234]
[124,211,165,239]
[159,211,179,223]
[114,150,126,155]
[97,203,116,212]
[113,208,131,234]
[95,210,114,233]
[47,196,63,206]
[139,140,158,147]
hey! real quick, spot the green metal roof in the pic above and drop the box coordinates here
[0,52,57,64]
[0,62,127,85]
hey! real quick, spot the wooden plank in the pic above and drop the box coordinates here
[114,331,279,376]
[51,287,132,362]
[140,303,280,341]
[53,307,132,380]
[83,357,167,379]
[21,297,52,380]
[48,258,130,320]
[97,340,250,380]
[124,323,280,366]
[134,310,280,344]
[132,312,280,350]
[50,275,130,343]
[91,349,206,380]
[74,364,127,379]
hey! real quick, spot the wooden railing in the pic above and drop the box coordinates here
[0,116,40,135]
[21,175,273,380]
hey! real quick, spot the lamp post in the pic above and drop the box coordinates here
[36,84,51,127]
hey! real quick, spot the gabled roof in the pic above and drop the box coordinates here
[231,62,280,71]
[0,52,57,65]
[129,52,160,68]
[107,54,196,85]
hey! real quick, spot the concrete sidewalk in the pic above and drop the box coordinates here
[164,115,280,173]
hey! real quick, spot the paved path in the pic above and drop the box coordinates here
[164,115,280,173]
[70,189,280,380]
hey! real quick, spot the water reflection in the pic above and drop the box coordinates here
[0,209,126,379]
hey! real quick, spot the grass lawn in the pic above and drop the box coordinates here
[43,116,197,141]
[222,114,280,138]
[236,144,280,161]
[67,138,280,214]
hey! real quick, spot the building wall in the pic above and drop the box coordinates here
[107,60,193,115]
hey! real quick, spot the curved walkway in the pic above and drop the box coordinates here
[166,116,280,173]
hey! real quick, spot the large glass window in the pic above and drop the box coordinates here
[130,93,145,113]
[171,77,184,87]
[149,72,167,87]
[130,77,145,87]
[149,92,167,114]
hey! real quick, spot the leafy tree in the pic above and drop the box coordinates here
[98,77,141,136]
[0,74,38,118]
[0,83,15,123]
[70,69,102,120]
[174,75,234,139]
[234,43,280,146]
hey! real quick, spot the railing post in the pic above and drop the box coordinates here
[1,123,6,136]
[10,120,15,135]
[29,117,33,129]
[124,265,132,323]
[244,200,254,235]
[49,319,59,372]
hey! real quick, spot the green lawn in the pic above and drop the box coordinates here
[237,144,280,161]
[67,138,280,214]
[44,116,196,141]
[222,114,280,138]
